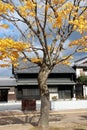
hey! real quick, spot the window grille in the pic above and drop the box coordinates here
[49,87,58,93]
[23,89,39,96]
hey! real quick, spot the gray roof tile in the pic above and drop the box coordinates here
[14,61,75,74]
[0,78,17,86]
[17,78,75,85]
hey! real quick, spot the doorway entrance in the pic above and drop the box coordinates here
[0,89,9,102]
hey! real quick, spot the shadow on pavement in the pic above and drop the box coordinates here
[0,110,65,126]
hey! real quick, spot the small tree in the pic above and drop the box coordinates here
[77,76,87,85]
[0,0,87,129]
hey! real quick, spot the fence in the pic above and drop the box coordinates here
[36,100,87,110]
[1,100,87,111]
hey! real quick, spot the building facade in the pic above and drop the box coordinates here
[0,78,16,102]
[74,57,87,78]
[73,57,87,98]
[13,61,76,101]
[0,62,76,102]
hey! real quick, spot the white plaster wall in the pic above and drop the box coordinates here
[50,100,87,110]
[76,68,87,78]
[1,100,87,111]
[83,85,87,97]
[36,100,41,110]
[36,100,87,111]
[85,71,87,76]
[76,68,81,78]
[85,87,87,96]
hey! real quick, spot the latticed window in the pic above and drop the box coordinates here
[23,89,40,96]
[17,88,22,99]
[49,87,58,93]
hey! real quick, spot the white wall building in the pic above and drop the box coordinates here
[74,57,87,78]
[73,57,87,98]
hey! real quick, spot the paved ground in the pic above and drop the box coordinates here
[0,109,87,130]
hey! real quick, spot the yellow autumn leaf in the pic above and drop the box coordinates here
[84,48,87,52]
[31,58,42,63]
[0,64,10,68]
[53,0,65,5]
[0,24,9,29]
[53,17,62,28]
[13,63,19,67]
[47,46,51,51]
[61,60,71,65]
[22,58,27,62]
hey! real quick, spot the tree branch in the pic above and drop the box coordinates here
[43,0,48,29]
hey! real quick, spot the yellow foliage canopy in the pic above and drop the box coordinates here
[52,0,65,5]
[0,1,14,15]
[69,16,87,33]
[53,1,87,34]
[0,0,87,67]
[0,38,29,67]
[18,0,36,18]
[69,36,87,48]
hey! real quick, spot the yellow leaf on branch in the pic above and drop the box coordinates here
[0,1,14,14]
[52,0,65,5]
[61,60,71,65]
[0,24,9,29]
[0,38,30,67]
[22,58,27,62]
[53,16,62,28]
[0,64,10,68]
[31,58,42,63]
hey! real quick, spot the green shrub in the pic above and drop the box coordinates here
[77,76,87,85]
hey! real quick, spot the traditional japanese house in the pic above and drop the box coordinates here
[13,60,76,101]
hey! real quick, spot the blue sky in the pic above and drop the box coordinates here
[0,20,21,40]
[0,67,12,77]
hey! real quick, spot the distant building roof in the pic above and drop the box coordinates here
[75,64,87,68]
[0,78,17,86]
[0,87,10,89]
[74,57,87,68]
[75,56,87,63]
[14,61,75,74]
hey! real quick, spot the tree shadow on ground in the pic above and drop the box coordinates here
[49,114,65,122]
[24,114,65,126]
[74,128,86,130]
[0,117,24,125]
[0,111,38,125]
[0,111,65,127]
[80,115,87,120]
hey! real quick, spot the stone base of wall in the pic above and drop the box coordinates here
[8,94,16,101]
[8,87,16,101]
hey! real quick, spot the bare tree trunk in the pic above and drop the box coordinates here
[37,63,51,130]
